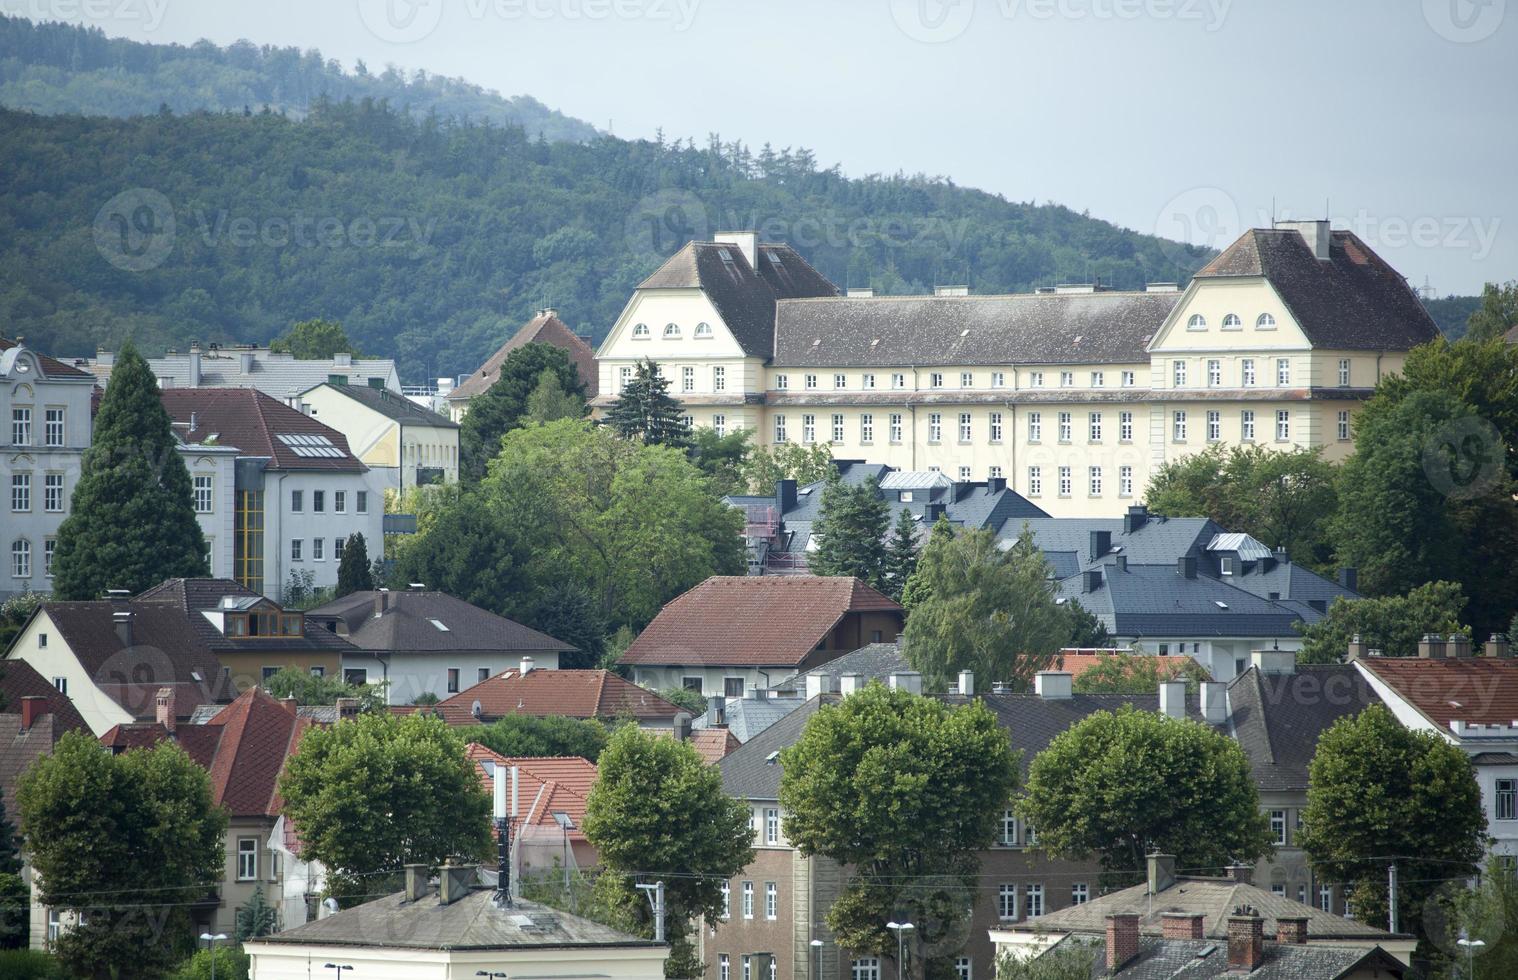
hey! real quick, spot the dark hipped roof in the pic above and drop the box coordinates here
[160,388,365,472]
[449,311,600,401]
[314,382,457,427]
[1224,665,1380,793]
[638,242,838,358]
[1060,934,1405,979]
[136,578,356,654]
[307,590,573,655]
[772,290,1180,368]
[1193,228,1440,350]
[1057,564,1314,639]
[0,336,93,379]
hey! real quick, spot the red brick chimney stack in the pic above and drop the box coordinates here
[1227,906,1265,972]
[1106,913,1140,971]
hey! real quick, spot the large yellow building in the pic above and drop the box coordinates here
[595,223,1439,515]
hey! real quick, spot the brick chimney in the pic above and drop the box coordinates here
[1276,917,1308,944]
[281,695,298,715]
[1106,913,1140,971]
[1227,907,1265,971]
[1225,863,1254,885]
[1147,852,1177,895]
[155,687,176,733]
[1161,912,1205,940]
[19,696,50,731]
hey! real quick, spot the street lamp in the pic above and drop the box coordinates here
[199,933,227,980]
[885,922,914,980]
[810,938,824,980]
[324,965,354,977]
[1456,931,1486,979]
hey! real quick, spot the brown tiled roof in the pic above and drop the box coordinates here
[432,669,682,725]
[0,336,93,378]
[1354,657,1518,730]
[137,578,356,655]
[1194,228,1440,350]
[465,744,597,840]
[1053,652,1206,682]
[0,658,90,733]
[688,727,740,765]
[0,662,93,815]
[160,388,366,471]
[620,576,904,667]
[449,312,600,401]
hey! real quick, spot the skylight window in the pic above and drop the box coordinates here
[1214,600,1229,609]
[717,247,734,264]
[430,619,450,632]
[276,433,345,458]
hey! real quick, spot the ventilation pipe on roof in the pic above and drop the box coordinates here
[1158,680,1187,720]
[113,610,133,649]
[1200,681,1228,725]
[887,672,922,695]
[373,588,390,618]
[1418,633,1447,660]
[805,673,832,700]
[958,670,974,697]
[1486,634,1513,659]
[839,674,864,696]
[1450,634,1472,659]
[1123,506,1148,534]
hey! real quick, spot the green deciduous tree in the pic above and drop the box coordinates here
[269,317,357,358]
[526,583,606,669]
[996,942,1099,980]
[1070,652,1210,694]
[779,685,1018,974]
[603,359,689,448]
[1016,706,1272,885]
[1145,444,1339,570]
[167,946,250,980]
[1296,581,1468,664]
[462,714,609,761]
[583,726,753,978]
[1063,599,1111,649]
[808,476,890,588]
[1463,280,1518,343]
[387,488,539,612]
[335,532,374,597]
[901,525,1067,691]
[0,796,23,949]
[523,368,589,425]
[1438,855,1518,980]
[18,732,226,978]
[654,686,707,715]
[278,712,492,903]
[460,343,587,481]
[50,342,208,599]
[687,427,752,497]
[739,442,836,494]
[900,517,955,612]
[1298,704,1485,946]
[262,666,386,711]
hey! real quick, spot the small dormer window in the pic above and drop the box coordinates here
[632,323,650,339]
[1187,314,1207,331]
[1222,313,1242,330]
[695,322,713,338]
[1256,313,1277,330]
[664,323,681,339]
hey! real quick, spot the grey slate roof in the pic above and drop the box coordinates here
[719,696,829,800]
[1194,228,1439,351]
[1057,565,1312,639]
[772,290,1180,368]
[308,382,457,427]
[786,642,912,684]
[253,884,660,951]
[638,241,837,358]
[93,348,400,401]
[1224,665,1380,793]
[306,590,574,655]
[1056,934,1404,979]
[693,694,808,742]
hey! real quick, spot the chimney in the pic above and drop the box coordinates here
[986,477,1006,494]
[1115,555,1128,573]
[1147,852,1177,895]
[1418,633,1447,660]
[334,352,352,367]
[520,657,534,676]
[1276,218,1333,261]
[373,588,390,618]
[888,672,922,695]
[1201,681,1228,725]
[748,686,767,703]
[438,861,475,905]
[673,712,692,742]
[958,670,975,697]
[1227,907,1266,972]
[189,342,202,387]
[839,674,864,696]
[335,697,360,720]
[113,610,133,648]
[1090,529,1112,561]
[1486,634,1512,659]
[1337,567,1358,592]
[1251,650,1296,676]
[1161,912,1204,940]
[155,687,176,734]
[846,287,875,298]
[714,230,759,269]
[1226,863,1254,885]
[1158,680,1187,720]
[805,674,831,700]
[706,695,727,726]
[1276,917,1308,945]
[1083,569,1103,594]
[281,695,298,715]
[1177,555,1198,579]
[776,478,797,514]
[1035,671,1072,700]
[404,863,432,903]
[239,350,255,373]
[20,696,50,731]
[1124,505,1149,534]
[1346,633,1368,661]
[1450,634,1472,659]
[1106,913,1141,972]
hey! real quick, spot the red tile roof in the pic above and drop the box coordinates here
[688,728,740,765]
[1053,652,1208,682]
[464,744,597,840]
[160,388,365,471]
[434,669,683,725]
[620,576,904,667]
[448,311,599,401]
[1356,657,1518,731]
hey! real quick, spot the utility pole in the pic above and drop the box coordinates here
[1388,862,1399,934]
[637,881,666,942]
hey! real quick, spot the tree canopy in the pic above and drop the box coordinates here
[334,531,374,597]
[459,342,588,482]
[269,317,357,358]
[262,665,386,710]
[1463,280,1518,343]
[461,714,610,761]
[1296,581,1468,664]
[739,442,837,494]
[604,359,689,448]
[808,476,891,588]
[1070,652,1210,694]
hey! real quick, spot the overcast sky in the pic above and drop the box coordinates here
[46,0,1517,293]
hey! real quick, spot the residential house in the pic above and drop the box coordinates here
[2,338,96,599]
[295,381,459,491]
[991,852,1412,965]
[619,576,905,696]
[3,591,235,735]
[134,578,353,693]
[159,388,386,597]
[466,744,598,874]
[694,689,807,745]
[244,865,668,980]
[429,667,685,729]
[447,309,600,421]
[1351,635,1518,857]
[87,343,401,400]
[97,686,314,940]
[306,588,573,705]
[599,222,1438,516]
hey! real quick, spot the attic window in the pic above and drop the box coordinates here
[1072,335,1083,345]
[765,751,780,765]
[767,251,785,267]
[663,323,680,339]
[960,329,969,337]
[811,338,821,347]
[632,323,650,339]
[718,248,734,264]
[1214,601,1229,610]
[870,338,880,348]
[277,433,344,458]
[695,322,712,338]
[430,619,450,632]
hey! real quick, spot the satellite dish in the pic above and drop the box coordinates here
[471,700,482,719]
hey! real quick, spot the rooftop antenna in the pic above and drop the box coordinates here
[1270,196,1276,227]
[493,770,514,907]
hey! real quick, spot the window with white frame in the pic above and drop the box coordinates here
[1276,410,1291,441]
[890,414,904,443]
[805,373,818,390]
[193,476,214,513]
[831,414,844,443]
[1497,781,1516,820]
[1173,411,1187,441]
[1173,360,1187,387]
[713,414,727,437]
[891,373,906,389]
[664,323,680,338]
[1059,371,1074,387]
[743,956,752,980]
[632,323,650,338]
[44,473,64,513]
[291,539,303,562]
[958,466,971,480]
[713,366,726,392]
[238,838,258,880]
[955,958,971,980]
[1029,370,1044,387]
[1058,412,1072,442]
[11,539,31,579]
[1026,883,1044,918]
[1119,411,1133,441]
[720,954,730,980]
[695,322,712,338]
[1187,314,1206,331]
[765,881,777,919]
[989,466,1003,479]
[1000,810,1017,845]
[11,408,31,446]
[1270,809,1287,845]
[929,413,942,443]
[1028,466,1043,496]
[958,413,972,442]
[334,490,347,514]
[1121,370,1135,388]
[1091,371,1105,387]
[1242,410,1256,442]
[721,882,731,918]
[802,415,816,444]
[863,373,876,389]
[1089,466,1102,496]
[1319,885,1333,912]
[930,372,944,389]
[681,367,695,392]
[681,414,694,430]
[44,538,55,576]
[313,490,325,513]
[992,371,1006,388]
[1207,410,1221,442]
[989,412,1003,443]
[1058,466,1072,497]
[774,373,788,390]
[774,415,787,442]
[45,408,65,447]
[1073,882,1090,905]
[852,959,880,980]
[11,474,29,512]
[1222,313,1242,330]
[1241,359,1256,386]
[835,373,847,390]
[1257,313,1276,330]
[742,881,754,918]
[312,537,324,561]
[998,884,1017,920]
[1338,411,1350,441]
[1088,412,1102,442]
[619,366,633,391]
[1276,358,1291,386]
[1028,412,1042,442]
[1119,466,1133,497]
[861,414,875,443]
[765,808,780,844]
[1338,358,1351,386]
[1207,359,1221,387]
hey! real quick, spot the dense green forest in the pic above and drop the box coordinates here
[0,98,1214,381]
[1422,293,1483,339]
[0,15,600,141]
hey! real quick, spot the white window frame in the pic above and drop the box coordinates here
[1187,314,1206,331]
[1172,360,1187,387]
[889,414,904,444]
[765,808,780,845]
[998,883,1017,920]
[193,475,213,514]
[802,415,816,444]
[44,473,64,513]
[237,837,258,881]
[44,408,65,447]
[1058,412,1072,443]
[1222,313,1242,330]
[774,415,787,442]
[1026,883,1044,918]
[1088,412,1102,442]
[1028,466,1042,497]
[682,366,695,393]
[1242,410,1256,442]
[989,412,1003,443]
[1072,882,1090,905]
[834,373,847,390]
[1028,412,1042,442]
[11,407,31,446]
[958,413,972,443]
[1207,410,1221,442]
[1172,411,1187,442]
[860,414,874,444]
[11,474,30,513]
[1119,466,1133,497]
[765,881,777,919]
[1119,411,1133,442]
[1276,358,1291,386]
[1338,358,1351,387]
[1338,410,1350,441]
[11,539,31,579]
[713,366,726,392]
[742,881,754,919]
[1207,359,1221,387]
[1276,410,1291,441]
[928,413,942,443]
[1058,466,1072,498]
[1242,358,1256,386]
[774,373,788,390]
[831,414,845,444]
[1088,466,1102,496]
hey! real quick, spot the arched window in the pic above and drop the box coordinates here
[11,539,31,579]
[1256,313,1277,329]
[663,323,681,338]
[631,323,650,339]
[1222,313,1242,330]
[694,322,713,338]
[1187,314,1207,331]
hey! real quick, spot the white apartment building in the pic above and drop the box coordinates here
[295,381,459,493]
[87,343,401,401]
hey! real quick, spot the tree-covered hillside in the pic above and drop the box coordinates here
[0,100,1212,381]
[1422,293,1483,339]
[0,15,600,142]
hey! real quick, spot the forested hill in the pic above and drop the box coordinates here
[0,99,1214,381]
[0,15,600,142]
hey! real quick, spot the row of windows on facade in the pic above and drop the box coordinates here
[717,956,974,980]
[8,407,68,447]
[4,474,373,517]
[288,489,369,514]
[289,536,348,564]
[1188,312,1278,332]
[630,322,715,340]
[11,535,221,580]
